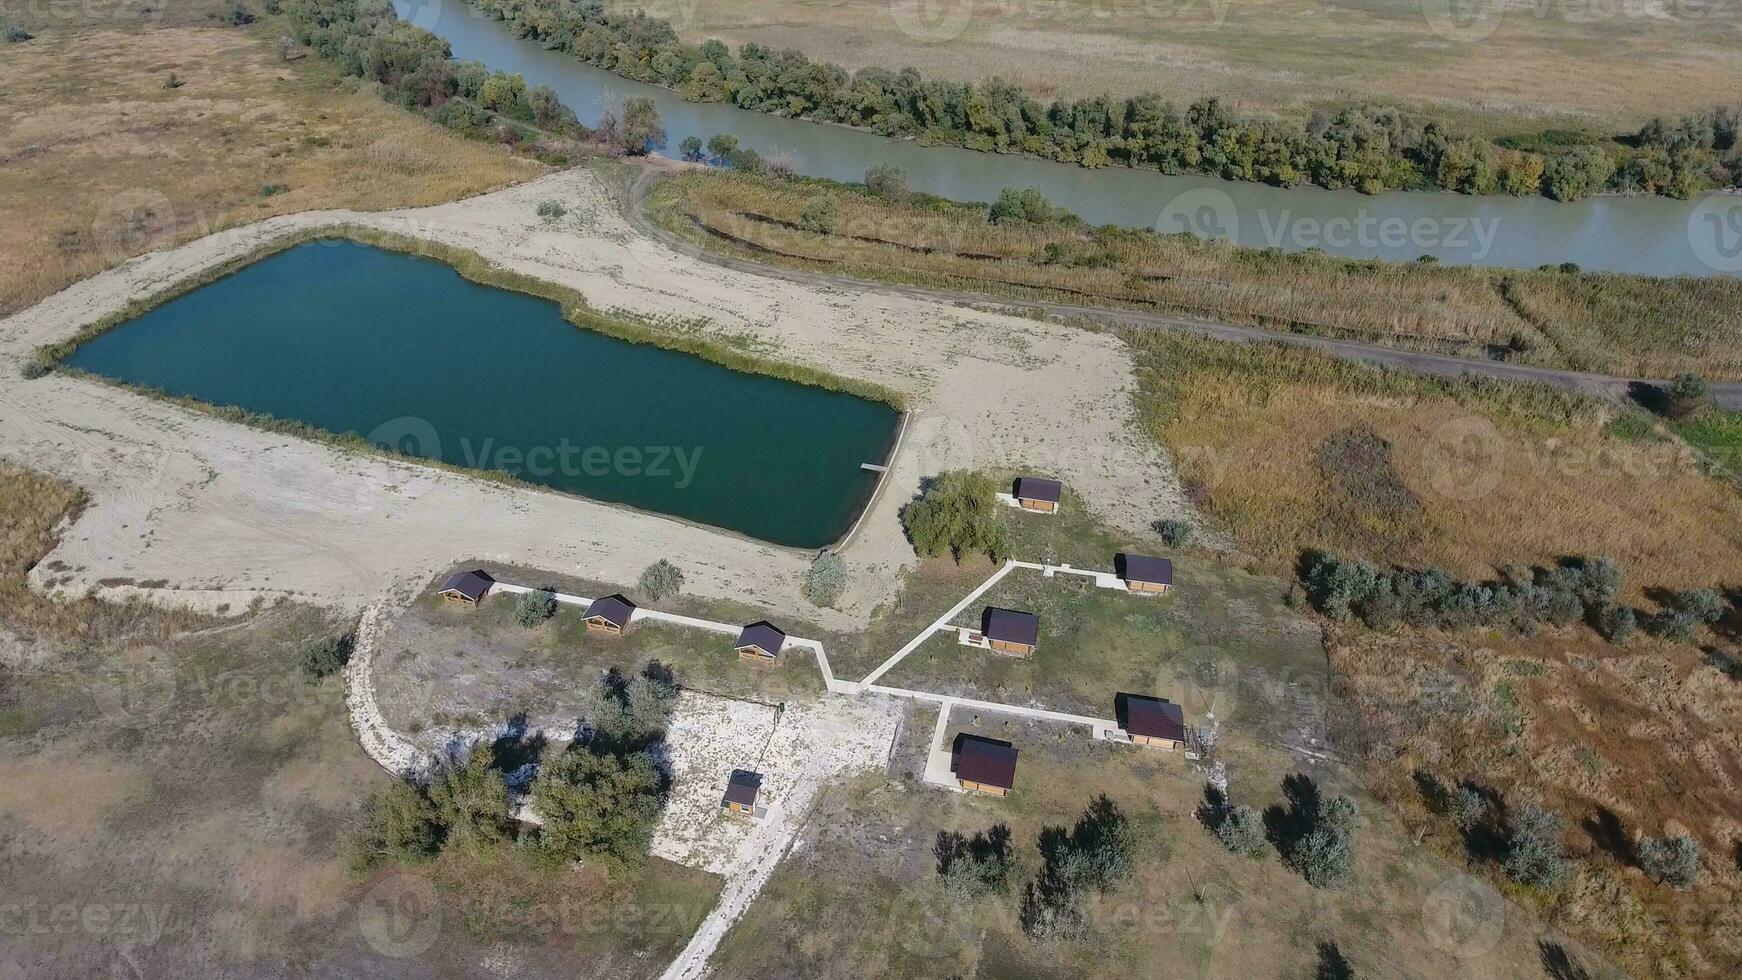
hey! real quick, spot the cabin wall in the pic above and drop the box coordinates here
[959,779,1009,797]
[989,639,1035,656]
[1127,581,1171,594]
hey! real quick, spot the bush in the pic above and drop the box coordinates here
[224,0,257,25]
[901,470,1007,562]
[620,96,664,154]
[637,559,684,601]
[799,195,840,234]
[348,780,441,872]
[864,163,909,202]
[1598,605,1638,643]
[276,35,295,61]
[1215,805,1267,857]
[299,633,352,682]
[1286,795,1359,888]
[20,358,49,380]
[1665,373,1710,419]
[679,135,704,162]
[1503,801,1570,889]
[803,552,847,607]
[1451,787,1487,831]
[428,748,513,856]
[1637,834,1700,889]
[1673,588,1727,623]
[536,199,567,221]
[935,824,1015,898]
[580,661,678,748]
[1154,518,1195,548]
[989,186,1054,224]
[513,588,557,627]
[705,133,739,162]
[259,183,289,197]
[530,747,664,865]
[6,25,34,42]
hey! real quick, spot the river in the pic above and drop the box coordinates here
[395,0,1742,277]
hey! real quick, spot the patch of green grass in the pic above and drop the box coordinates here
[1672,407,1742,473]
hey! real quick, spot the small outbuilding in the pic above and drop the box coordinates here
[734,621,787,662]
[982,607,1040,656]
[954,735,1019,796]
[722,769,763,816]
[1012,477,1062,513]
[439,569,494,606]
[1117,554,1174,594]
[1117,693,1187,749]
[583,594,636,636]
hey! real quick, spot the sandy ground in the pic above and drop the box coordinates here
[0,165,1187,629]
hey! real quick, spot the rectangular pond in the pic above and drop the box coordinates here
[65,240,900,548]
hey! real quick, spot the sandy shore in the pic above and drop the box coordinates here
[0,165,1188,626]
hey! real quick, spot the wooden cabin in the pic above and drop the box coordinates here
[1117,694,1186,750]
[722,769,762,816]
[734,621,786,663]
[982,607,1040,657]
[1117,554,1174,594]
[583,594,636,636]
[954,735,1018,796]
[1012,477,1062,513]
[438,569,494,606]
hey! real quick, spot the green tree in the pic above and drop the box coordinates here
[530,748,664,865]
[679,135,704,161]
[901,470,1007,561]
[638,559,685,601]
[620,96,664,154]
[299,633,352,682]
[347,780,441,872]
[1215,804,1267,858]
[1637,834,1700,889]
[1665,373,1710,419]
[1289,795,1358,888]
[428,748,513,855]
[803,552,847,607]
[934,823,1014,898]
[864,163,909,202]
[1503,801,1570,889]
[514,588,557,627]
[989,186,1055,224]
[799,195,840,234]
[705,133,739,162]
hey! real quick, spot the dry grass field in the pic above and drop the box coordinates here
[0,21,543,317]
[653,171,1742,380]
[647,0,1742,133]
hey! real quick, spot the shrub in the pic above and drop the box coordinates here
[705,133,739,162]
[1637,834,1700,889]
[579,661,678,748]
[619,96,664,154]
[1215,805,1267,857]
[1647,607,1699,642]
[224,0,256,25]
[803,552,847,607]
[530,747,664,865]
[536,199,567,221]
[348,780,441,872]
[163,73,184,90]
[989,186,1055,224]
[513,588,557,627]
[1672,588,1728,624]
[1451,787,1487,831]
[299,633,352,681]
[678,135,704,162]
[1597,605,1637,643]
[259,183,289,197]
[901,470,1007,562]
[637,559,684,601]
[864,163,909,202]
[935,823,1015,898]
[799,195,840,234]
[428,748,512,855]
[20,358,49,380]
[1287,795,1359,888]
[276,35,295,62]
[1154,518,1195,548]
[1665,373,1710,419]
[4,25,33,42]
[1503,801,1570,889]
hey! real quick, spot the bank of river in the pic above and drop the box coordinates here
[64,240,899,548]
[398,1,1737,277]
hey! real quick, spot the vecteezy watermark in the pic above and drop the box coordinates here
[887,0,1232,43]
[1155,188,1241,242]
[1422,873,1507,958]
[0,901,172,944]
[1255,209,1499,260]
[0,0,163,28]
[1688,193,1742,273]
[363,418,703,489]
[1421,0,1506,42]
[396,0,445,31]
[1419,415,1507,502]
[1424,0,1738,43]
[357,875,441,959]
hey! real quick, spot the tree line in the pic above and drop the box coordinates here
[458,0,1738,201]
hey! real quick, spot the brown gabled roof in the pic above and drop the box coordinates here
[982,607,1039,647]
[735,621,786,656]
[584,593,636,628]
[1120,694,1186,741]
[439,569,494,601]
[955,735,1018,789]
[1118,554,1174,585]
[724,769,762,807]
[1013,477,1062,503]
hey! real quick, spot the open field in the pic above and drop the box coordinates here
[0,20,543,318]
[651,169,1742,381]
[640,0,1742,134]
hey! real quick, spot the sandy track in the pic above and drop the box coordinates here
[0,167,1188,625]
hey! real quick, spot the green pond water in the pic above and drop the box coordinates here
[66,240,900,548]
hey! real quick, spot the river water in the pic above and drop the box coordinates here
[396,0,1742,277]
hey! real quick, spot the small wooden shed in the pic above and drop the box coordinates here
[1117,694,1186,750]
[1013,477,1062,513]
[1117,554,1174,594]
[734,621,786,663]
[982,607,1040,657]
[722,769,763,815]
[439,569,494,606]
[954,735,1019,796]
[583,594,636,636]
